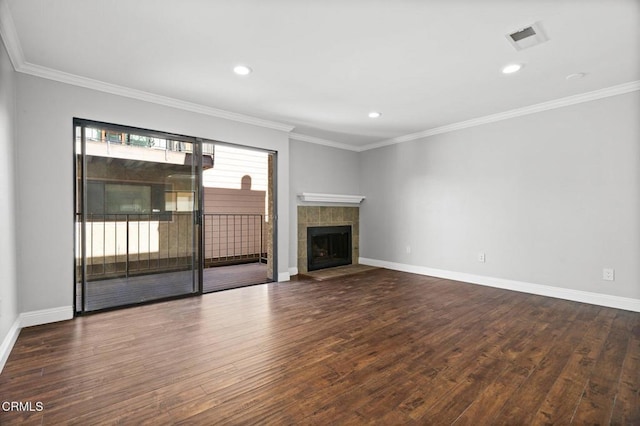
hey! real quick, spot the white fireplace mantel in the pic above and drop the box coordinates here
[297,192,365,204]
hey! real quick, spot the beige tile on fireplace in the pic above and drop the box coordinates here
[297,206,359,274]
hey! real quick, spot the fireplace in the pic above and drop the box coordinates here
[307,225,352,271]
[297,206,359,275]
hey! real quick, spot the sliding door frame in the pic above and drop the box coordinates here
[74,119,279,314]
[73,118,203,314]
[199,139,278,286]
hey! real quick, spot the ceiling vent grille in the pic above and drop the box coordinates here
[506,22,549,51]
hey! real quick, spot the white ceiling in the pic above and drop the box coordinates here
[2,0,639,150]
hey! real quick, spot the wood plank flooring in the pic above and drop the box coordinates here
[1,268,638,425]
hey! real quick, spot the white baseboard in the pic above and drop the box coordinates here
[288,267,299,277]
[359,258,640,313]
[277,272,291,282]
[0,306,74,374]
[0,317,21,373]
[19,306,74,328]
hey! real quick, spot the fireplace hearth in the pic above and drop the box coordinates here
[307,225,352,271]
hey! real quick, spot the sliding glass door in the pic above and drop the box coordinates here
[74,120,202,312]
[200,141,276,292]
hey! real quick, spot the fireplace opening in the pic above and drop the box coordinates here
[307,225,352,272]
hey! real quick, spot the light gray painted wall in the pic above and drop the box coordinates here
[11,65,639,315]
[15,73,290,313]
[289,139,360,269]
[360,91,640,300]
[0,39,18,342]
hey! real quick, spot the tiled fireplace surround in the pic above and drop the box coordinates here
[297,206,359,274]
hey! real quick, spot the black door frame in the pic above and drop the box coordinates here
[73,118,278,314]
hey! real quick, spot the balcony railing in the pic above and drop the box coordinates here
[203,214,266,267]
[76,212,265,281]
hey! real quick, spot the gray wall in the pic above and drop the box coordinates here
[289,139,360,269]
[15,73,291,313]
[360,91,640,299]
[6,50,639,322]
[0,39,18,346]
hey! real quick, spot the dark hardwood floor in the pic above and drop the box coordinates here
[1,269,638,425]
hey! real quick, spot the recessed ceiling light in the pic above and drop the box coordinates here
[566,72,586,81]
[233,65,252,76]
[368,111,382,118]
[502,63,523,74]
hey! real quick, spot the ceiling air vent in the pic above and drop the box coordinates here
[506,22,549,51]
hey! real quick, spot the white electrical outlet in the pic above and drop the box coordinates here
[478,252,486,263]
[406,245,411,254]
[603,268,615,281]
[0,298,2,317]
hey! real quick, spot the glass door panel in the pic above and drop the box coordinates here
[75,120,201,312]
[200,142,274,292]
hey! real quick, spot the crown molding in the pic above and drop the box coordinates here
[361,80,640,151]
[2,0,637,151]
[289,132,362,152]
[17,62,295,132]
[0,0,24,70]
[0,0,294,134]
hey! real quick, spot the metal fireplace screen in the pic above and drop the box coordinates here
[307,225,352,272]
